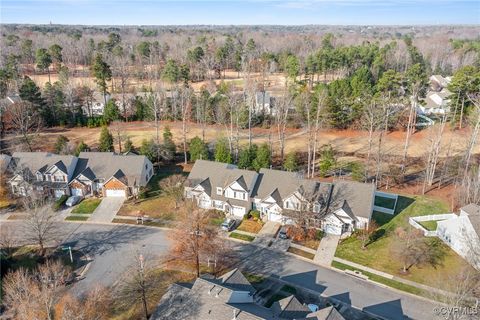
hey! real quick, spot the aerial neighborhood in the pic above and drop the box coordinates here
[0,4,480,320]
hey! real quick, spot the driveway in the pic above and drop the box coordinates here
[88,197,125,223]
[314,234,340,266]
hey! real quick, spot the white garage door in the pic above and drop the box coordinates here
[105,189,126,197]
[231,206,245,218]
[268,212,284,222]
[324,224,341,235]
[71,188,83,196]
[198,199,211,209]
[54,189,65,199]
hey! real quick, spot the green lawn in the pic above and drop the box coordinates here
[372,211,394,226]
[335,195,475,288]
[71,198,102,214]
[229,232,255,242]
[331,261,425,296]
[419,220,439,231]
[65,215,89,221]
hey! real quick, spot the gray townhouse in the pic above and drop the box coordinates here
[6,151,153,199]
[185,160,376,235]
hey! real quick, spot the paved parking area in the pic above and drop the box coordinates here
[88,197,125,223]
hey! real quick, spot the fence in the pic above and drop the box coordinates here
[408,213,456,236]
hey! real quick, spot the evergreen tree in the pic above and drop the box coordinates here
[75,140,89,156]
[252,143,271,171]
[92,53,112,104]
[54,135,69,154]
[124,138,134,153]
[162,59,180,83]
[139,139,156,162]
[98,126,114,152]
[163,126,176,158]
[283,152,298,172]
[189,136,209,161]
[35,48,52,82]
[103,99,120,123]
[19,77,49,125]
[237,145,258,169]
[214,138,232,163]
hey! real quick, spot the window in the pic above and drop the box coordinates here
[36,173,43,181]
[216,187,222,195]
[54,176,65,182]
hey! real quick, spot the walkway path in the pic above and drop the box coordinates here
[88,197,125,223]
[314,234,340,266]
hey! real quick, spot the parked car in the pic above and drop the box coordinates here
[221,218,236,231]
[65,196,83,207]
[278,226,288,239]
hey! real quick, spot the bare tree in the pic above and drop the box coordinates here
[358,220,379,249]
[22,199,59,256]
[6,101,42,151]
[178,86,192,164]
[56,286,112,320]
[168,205,227,277]
[361,97,384,180]
[422,114,448,194]
[275,88,293,164]
[159,174,186,209]
[111,120,125,153]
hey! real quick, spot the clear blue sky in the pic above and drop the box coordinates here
[1,0,479,25]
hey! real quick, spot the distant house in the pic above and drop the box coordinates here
[6,151,153,199]
[418,89,452,116]
[429,75,451,91]
[185,160,376,235]
[149,268,345,320]
[82,92,110,117]
[254,91,272,114]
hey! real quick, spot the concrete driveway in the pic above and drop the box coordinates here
[314,234,340,266]
[88,197,125,223]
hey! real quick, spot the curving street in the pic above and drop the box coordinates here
[0,221,442,320]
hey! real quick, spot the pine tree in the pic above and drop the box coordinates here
[98,126,114,152]
[189,136,209,161]
[75,140,89,156]
[252,143,270,171]
[214,138,232,163]
[124,138,134,153]
[54,135,69,154]
[283,152,298,172]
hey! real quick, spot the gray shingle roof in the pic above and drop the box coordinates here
[74,152,149,187]
[303,306,345,320]
[10,152,76,177]
[186,160,258,202]
[271,295,310,319]
[216,268,256,294]
[331,180,376,219]
[461,204,480,236]
[253,168,332,209]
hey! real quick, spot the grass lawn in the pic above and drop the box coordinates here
[372,211,395,226]
[229,232,255,242]
[419,220,439,231]
[71,198,101,214]
[331,261,425,296]
[65,215,89,221]
[292,238,320,250]
[237,219,264,234]
[374,196,396,210]
[335,195,475,288]
[287,247,315,260]
[118,195,177,219]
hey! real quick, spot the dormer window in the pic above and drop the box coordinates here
[36,173,43,181]
[216,187,222,195]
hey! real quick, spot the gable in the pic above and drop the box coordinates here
[226,180,247,192]
[104,177,127,189]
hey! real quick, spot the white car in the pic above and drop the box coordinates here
[65,196,83,207]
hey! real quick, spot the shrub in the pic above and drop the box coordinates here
[52,195,68,211]
[250,210,261,220]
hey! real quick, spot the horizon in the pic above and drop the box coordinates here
[2,0,479,26]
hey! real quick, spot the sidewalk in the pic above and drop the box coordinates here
[313,234,340,266]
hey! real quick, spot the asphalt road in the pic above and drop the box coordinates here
[1,221,442,320]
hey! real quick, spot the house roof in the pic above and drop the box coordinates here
[331,180,376,219]
[303,306,345,320]
[252,168,331,210]
[73,152,150,187]
[186,160,258,201]
[461,203,480,236]
[215,268,256,294]
[271,295,310,319]
[10,152,76,177]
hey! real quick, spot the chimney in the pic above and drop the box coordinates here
[232,308,237,320]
